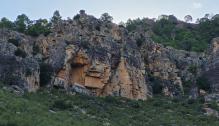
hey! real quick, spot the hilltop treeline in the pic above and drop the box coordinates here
[126,14,219,52]
[1,11,219,52]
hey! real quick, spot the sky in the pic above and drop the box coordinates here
[0,0,218,23]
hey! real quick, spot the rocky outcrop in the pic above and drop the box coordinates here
[29,12,150,100]
[205,37,219,92]
[0,40,40,93]
[140,39,206,97]
[0,11,215,100]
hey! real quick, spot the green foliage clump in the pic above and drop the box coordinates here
[14,48,27,58]
[136,36,145,47]
[208,101,219,111]
[51,10,62,25]
[188,64,198,75]
[126,18,151,32]
[0,17,14,29]
[151,17,207,52]
[80,41,90,49]
[52,99,72,110]
[149,75,163,94]
[14,14,30,33]
[32,44,40,55]
[8,38,19,47]
[73,14,80,20]
[25,68,32,76]
[100,13,113,22]
[196,76,211,92]
[26,19,51,37]
[0,14,51,37]
[40,63,53,86]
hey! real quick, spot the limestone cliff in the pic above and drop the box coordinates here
[139,39,206,97]
[0,11,217,100]
[0,12,149,100]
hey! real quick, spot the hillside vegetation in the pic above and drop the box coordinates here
[0,88,219,126]
[126,14,219,52]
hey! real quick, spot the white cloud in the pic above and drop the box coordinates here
[192,2,203,9]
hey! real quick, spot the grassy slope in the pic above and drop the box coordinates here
[0,89,219,126]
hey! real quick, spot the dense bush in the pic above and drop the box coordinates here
[196,76,211,92]
[188,64,198,75]
[8,38,19,47]
[25,68,32,76]
[100,13,113,22]
[0,17,14,29]
[52,99,72,110]
[40,63,53,86]
[26,19,51,37]
[149,76,163,94]
[51,10,62,25]
[14,14,30,33]
[73,14,80,20]
[14,48,27,58]
[136,37,145,47]
[32,44,40,55]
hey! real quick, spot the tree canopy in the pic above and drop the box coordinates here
[0,13,52,37]
[51,10,62,25]
[0,11,219,53]
[126,14,219,52]
[100,13,113,22]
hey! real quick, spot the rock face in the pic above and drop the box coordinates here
[0,11,215,100]
[32,12,150,100]
[205,37,219,92]
[139,38,205,97]
[0,40,40,93]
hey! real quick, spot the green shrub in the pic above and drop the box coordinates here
[152,83,163,94]
[14,14,30,33]
[187,99,195,104]
[0,17,14,29]
[40,63,53,86]
[25,68,32,76]
[52,99,72,110]
[0,122,18,126]
[14,48,27,58]
[0,81,3,88]
[136,38,144,47]
[26,19,51,37]
[128,100,141,108]
[73,14,80,20]
[208,101,219,111]
[80,41,90,49]
[196,76,210,92]
[188,65,198,75]
[8,39,19,47]
[2,75,20,86]
[32,45,40,55]
[103,96,122,105]
[183,80,192,93]
[150,77,163,94]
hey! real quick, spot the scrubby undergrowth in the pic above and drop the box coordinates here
[0,88,219,126]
